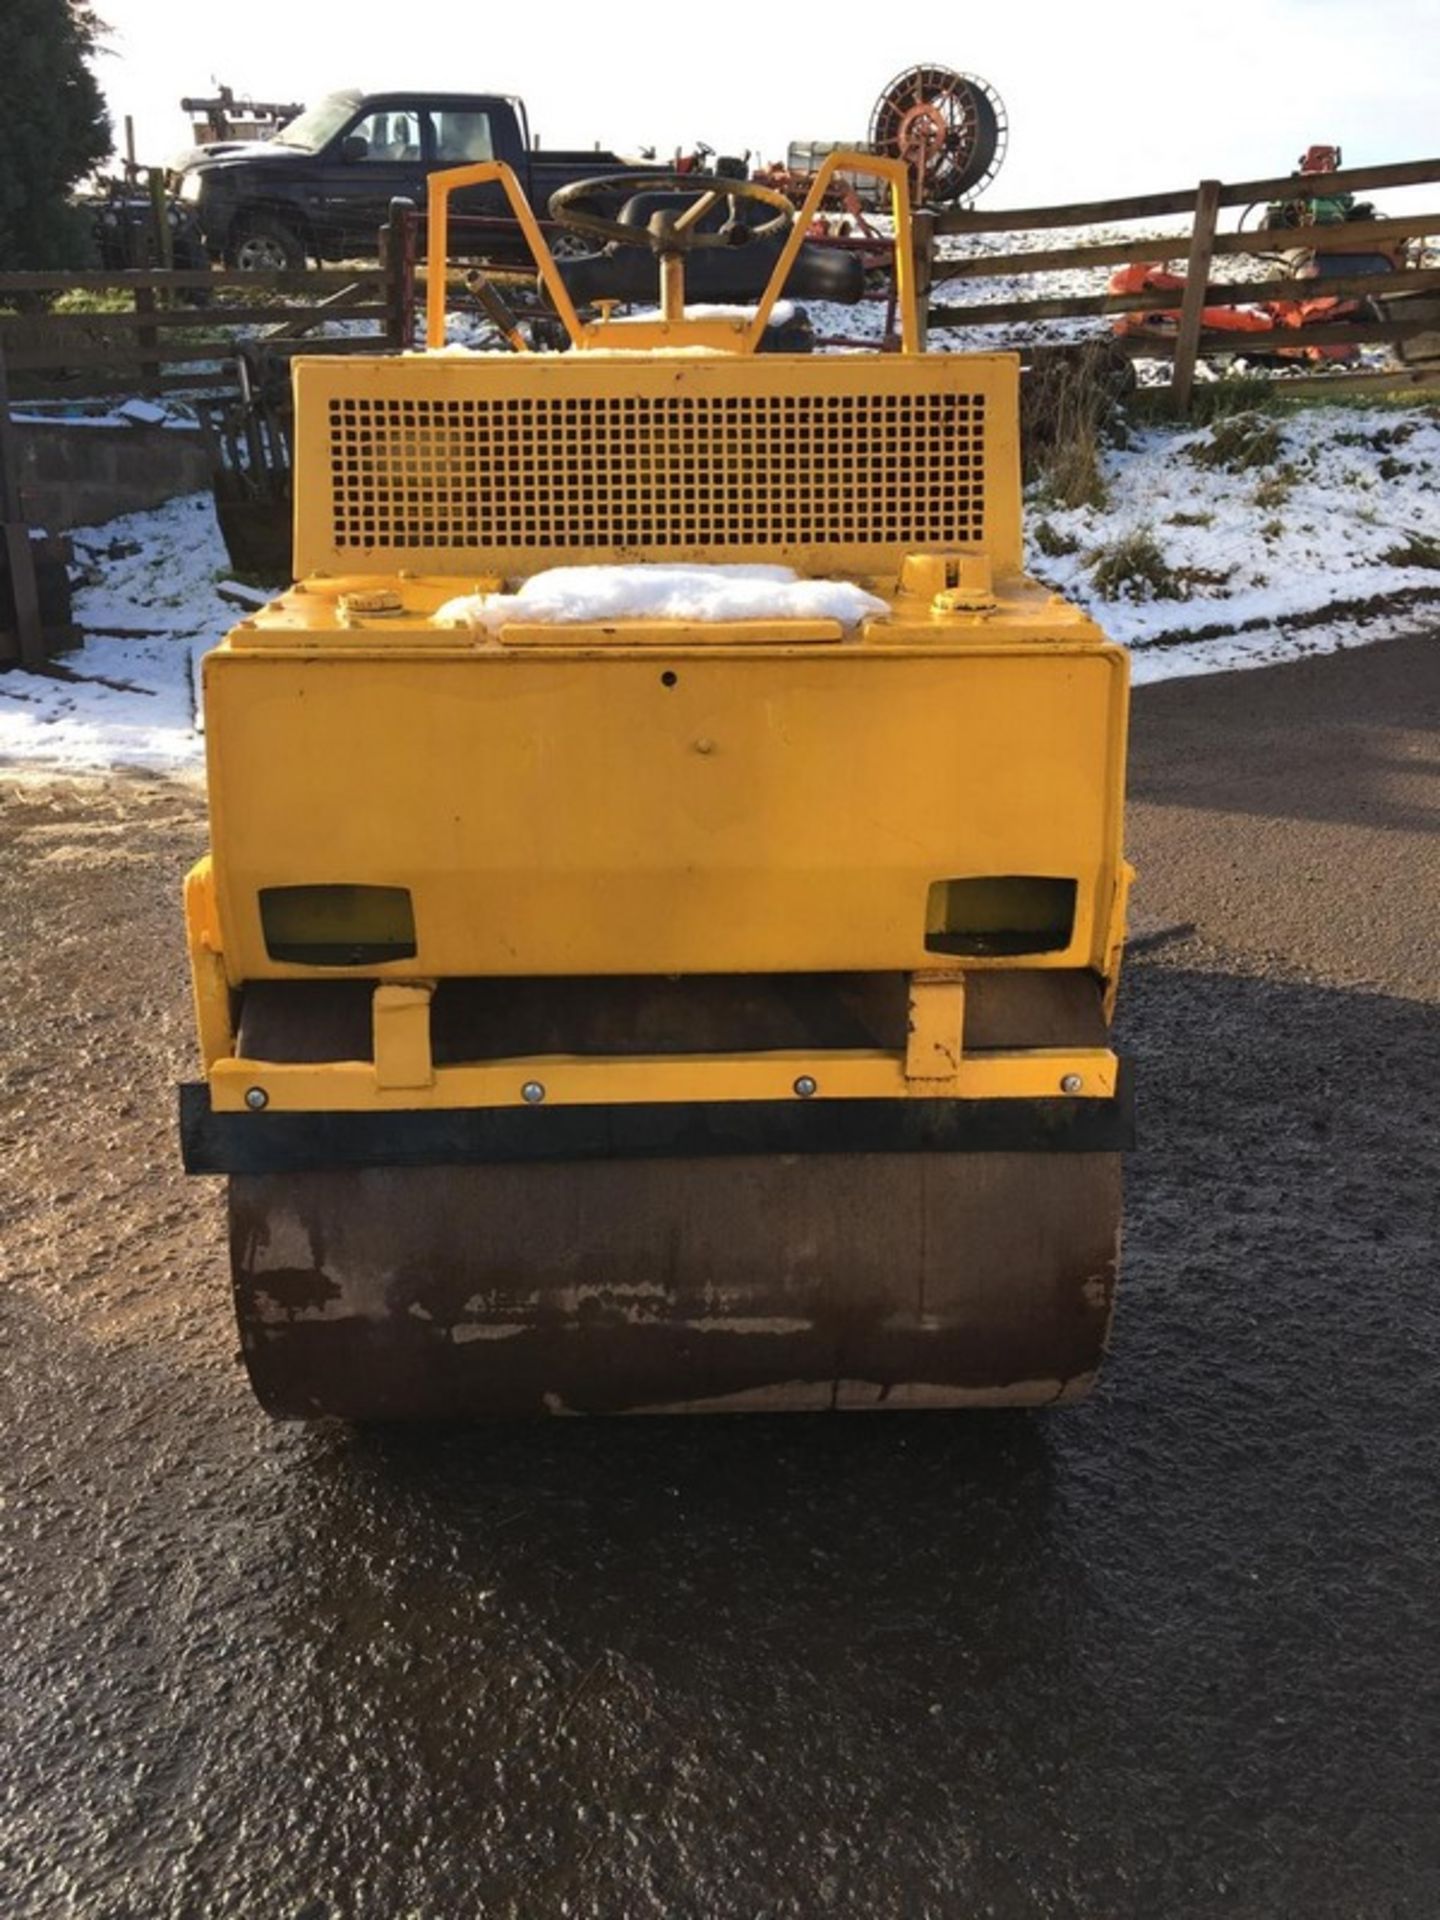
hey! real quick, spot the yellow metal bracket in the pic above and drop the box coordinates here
[372,982,436,1091]
[901,552,997,614]
[1103,861,1137,1020]
[905,972,966,1090]
[423,153,920,356]
[425,161,586,350]
[740,152,919,354]
[184,857,234,1071]
[210,1045,1119,1114]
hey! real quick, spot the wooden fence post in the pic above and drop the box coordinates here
[0,345,46,670]
[382,197,418,351]
[134,283,160,396]
[147,168,174,277]
[911,209,935,352]
[1171,179,1221,413]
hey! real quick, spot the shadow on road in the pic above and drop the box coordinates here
[1129,630,1438,834]
[9,951,1440,1920]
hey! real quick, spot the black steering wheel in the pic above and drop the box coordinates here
[548,171,796,253]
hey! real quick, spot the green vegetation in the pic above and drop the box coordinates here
[1032,520,1079,558]
[1021,342,1130,511]
[1085,531,1237,603]
[53,287,131,315]
[1184,375,1280,423]
[1187,411,1284,473]
[1130,376,1278,429]
[0,0,111,270]
[1089,531,1182,602]
[1253,465,1300,508]
[1268,391,1438,419]
[1381,533,1440,570]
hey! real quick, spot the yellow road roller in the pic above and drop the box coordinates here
[179,155,1133,1419]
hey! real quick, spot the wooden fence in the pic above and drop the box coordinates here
[0,253,404,402]
[925,156,1440,406]
[3,161,1438,410]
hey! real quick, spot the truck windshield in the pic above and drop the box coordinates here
[271,92,363,152]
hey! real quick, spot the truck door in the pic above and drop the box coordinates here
[324,106,428,253]
[425,106,509,251]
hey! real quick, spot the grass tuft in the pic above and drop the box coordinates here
[1021,342,1134,511]
[1253,464,1300,508]
[1032,519,1079,558]
[1089,530,1182,602]
[1381,533,1440,570]
[1130,376,1277,429]
[1187,412,1284,473]
[1182,376,1279,425]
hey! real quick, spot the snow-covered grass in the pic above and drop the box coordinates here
[2,395,1435,772]
[1024,401,1440,681]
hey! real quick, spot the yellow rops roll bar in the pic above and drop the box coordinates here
[423,152,920,355]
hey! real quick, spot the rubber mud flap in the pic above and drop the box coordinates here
[228,1151,1121,1420]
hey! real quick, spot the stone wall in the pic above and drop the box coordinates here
[14,420,211,532]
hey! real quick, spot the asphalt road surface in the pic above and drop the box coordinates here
[3,634,1437,1919]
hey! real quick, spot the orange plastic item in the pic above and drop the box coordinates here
[1108,264,1271,337]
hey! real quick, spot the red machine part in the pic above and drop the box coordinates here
[1107,263,1363,363]
[867,64,1007,206]
[1298,144,1342,175]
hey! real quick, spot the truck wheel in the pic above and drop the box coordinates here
[547,205,600,262]
[229,215,306,272]
[549,230,594,261]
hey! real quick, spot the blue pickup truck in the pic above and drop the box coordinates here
[173,89,664,269]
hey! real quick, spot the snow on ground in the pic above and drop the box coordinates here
[0,494,270,773]
[1024,402,1440,681]
[9,398,199,431]
[1,397,1435,772]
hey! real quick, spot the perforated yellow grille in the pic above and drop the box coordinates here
[294,354,1022,578]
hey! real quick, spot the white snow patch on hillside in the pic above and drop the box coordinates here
[1025,403,1440,676]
